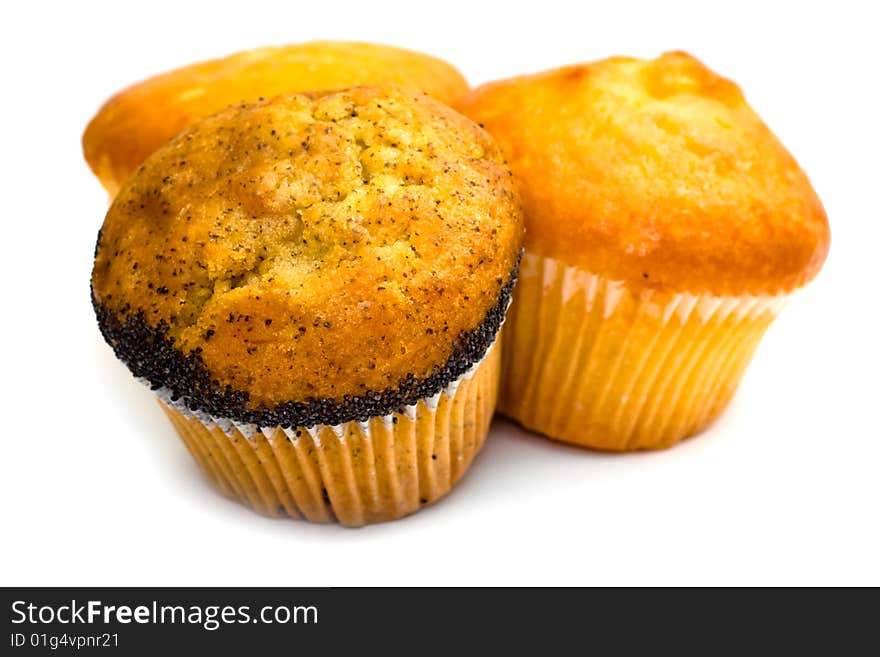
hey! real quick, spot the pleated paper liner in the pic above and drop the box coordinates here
[500,253,787,451]
[159,337,500,527]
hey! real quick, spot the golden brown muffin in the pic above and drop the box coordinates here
[92,86,523,525]
[457,52,829,450]
[83,41,470,195]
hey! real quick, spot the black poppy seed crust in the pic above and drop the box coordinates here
[93,254,519,429]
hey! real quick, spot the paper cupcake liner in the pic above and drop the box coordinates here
[500,252,788,450]
[157,337,501,527]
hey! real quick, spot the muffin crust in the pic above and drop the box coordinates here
[91,86,523,425]
[457,51,830,295]
[83,41,470,195]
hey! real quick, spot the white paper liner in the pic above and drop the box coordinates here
[501,252,791,450]
[522,252,790,323]
[158,334,502,525]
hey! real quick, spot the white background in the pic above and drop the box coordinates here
[2,0,877,586]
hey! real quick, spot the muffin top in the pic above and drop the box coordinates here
[91,86,522,427]
[83,41,470,195]
[457,51,830,295]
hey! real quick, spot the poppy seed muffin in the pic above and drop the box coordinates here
[83,41,470,196]
[457,52,829,450]
[91,85,523,525]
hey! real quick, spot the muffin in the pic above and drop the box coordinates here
[457,52,829,451]
[91,85,523,525]
[83,41,469,195]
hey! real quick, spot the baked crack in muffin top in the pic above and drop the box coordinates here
[92,86,523,427]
